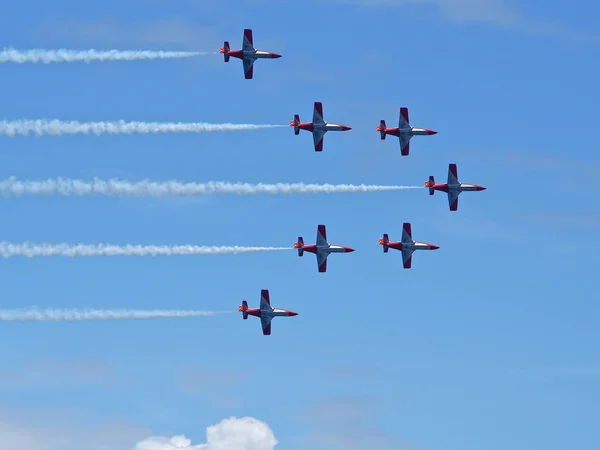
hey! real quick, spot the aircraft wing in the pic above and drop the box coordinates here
[260,289,272,312]
[316,224,327,247]
[401,222,413,245]
[401,248,414,269]
[399,107,410,128]
[317,251,328,273]
[260,315,273,335]
[447,163,459,185]
[313,129,325,151]
[313,102,325,125]
[448,190,460,211]
[399,135,411,156]
[242,29,255,52]
[243,58,254,79]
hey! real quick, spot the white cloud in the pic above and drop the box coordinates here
[135,417,278,450]
[0,412,277,450]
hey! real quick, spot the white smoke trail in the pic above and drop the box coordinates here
[0,308,231,321]
[0,243,291,258]
[0,48,212,64]
[0,177,423,197]
[0,120,284,137]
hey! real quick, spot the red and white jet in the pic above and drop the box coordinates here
[425,163,486,211]
[294,224,354,272]
[238,289,297,336]
[220,29,282,79]
[290,102,352,151]
[379,223,439,269]
[376,107,437,156]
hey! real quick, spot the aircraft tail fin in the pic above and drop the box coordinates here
[294,237,304,256]
[426,176,435,195]
[379,233,389,253]
[240,300,248,319]
[290,115,300,135]
[220,41,230,62]
[377,120,387,139]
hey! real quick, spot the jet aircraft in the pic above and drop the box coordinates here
[294,225,354,272]
[220,29,282,79]
[290,102,352,151]
[425,163,486,211]
[379,223,439,269]
[238,289,297,336]
[376,107,437,155]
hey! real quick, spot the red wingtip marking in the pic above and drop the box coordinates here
[449,163,458,175]
[263,323,271,335]
[403,223,412,238]
[400,107,409,124]
[401,142,410,156]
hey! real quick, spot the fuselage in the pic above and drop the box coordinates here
[297,122,351,132]
[227,49,282,60]
[430,183,486,193]
[383,241,439,251]
[244,307,297,318]
[298,244,355,255]
[381,126,437,137]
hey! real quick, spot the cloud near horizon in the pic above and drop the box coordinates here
[1,415,278,450]
[136,417,278,450]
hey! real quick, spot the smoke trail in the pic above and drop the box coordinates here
[0,120,284,137]
[0,178,423,197]
[0,308,231,321]
[0,48,212,64]
[0,243,291,258]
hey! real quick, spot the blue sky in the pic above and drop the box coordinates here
[0,0,599,449]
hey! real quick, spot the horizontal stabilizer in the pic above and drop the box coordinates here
[428,176,435,195]
[221,41,230,62]
[380,233,389,252]
[241,300,248,319]
[378,120,386,139]
[295,236,304,256]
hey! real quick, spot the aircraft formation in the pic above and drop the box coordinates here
[218,29,487,335]
[2,28,486,337]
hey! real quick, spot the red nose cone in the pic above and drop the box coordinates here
[477,186,486,191]
[271,53,282,58]
[427,129,437,135]
[345,247,355,253]
[342,125,352,131]
[429,244,440,250]
[289,311,298,316]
